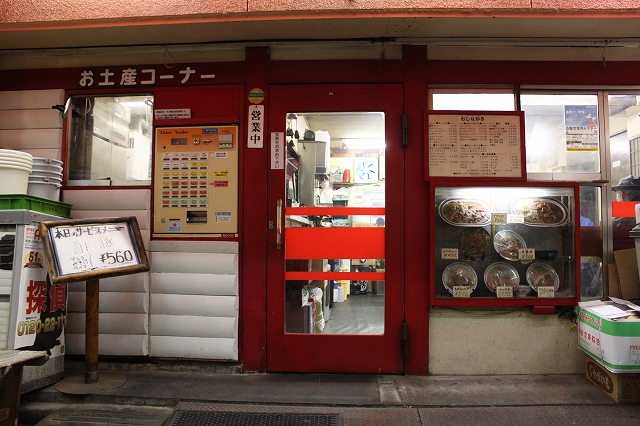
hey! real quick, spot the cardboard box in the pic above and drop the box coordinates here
[578,297,640,372]
[586,355,640,403]
[613,249,640,301]
[609,262,621,299]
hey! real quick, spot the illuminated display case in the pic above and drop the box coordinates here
[431,182,580,307]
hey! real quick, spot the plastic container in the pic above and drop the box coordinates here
[31,164,63,174]
[29,174,62,183]
[29,170,62,182]
[32,157,63,166]
[493,230,526,261]
[442,262,478,294]
[0,156,32,165]
[526,262,560,291]
[484,262,520,292]
[27,181,61,200]
[0,163,31,194]
[0,194,72,217]
[0,159,33,168]
[0,149,33,160]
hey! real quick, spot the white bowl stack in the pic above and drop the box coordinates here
[28,157,63,201]
[0,149,33,195]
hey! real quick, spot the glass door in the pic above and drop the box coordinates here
[267,84,405,373]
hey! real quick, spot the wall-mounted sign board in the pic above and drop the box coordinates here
[425,111,526,181]
[39,216,149,284]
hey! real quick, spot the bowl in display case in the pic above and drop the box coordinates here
[526,262,560,291]
[484,262,520,292]
[459,227,491,260]
[439,199,494,227]
[493,230,526,261]
[442,262,478,294]
[511,198,568,227]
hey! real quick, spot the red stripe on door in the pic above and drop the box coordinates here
[285,227,384,259]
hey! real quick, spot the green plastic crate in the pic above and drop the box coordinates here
[0,194,72,218]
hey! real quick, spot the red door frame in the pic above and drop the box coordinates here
[266,82,405,373]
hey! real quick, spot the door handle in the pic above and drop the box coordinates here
[276,199,283,249]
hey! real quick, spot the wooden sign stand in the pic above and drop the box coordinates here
[39,216,150,390]
[85,278,99,384]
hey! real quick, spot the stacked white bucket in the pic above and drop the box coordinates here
[0,149,33,195]
[28,157,63,201]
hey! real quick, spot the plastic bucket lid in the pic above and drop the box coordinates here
[0,149,32,159]
[0,154,33,164]
[28,181,61,188]
[0,161,32,171]
[0,153,32,161]
[0,158,33,168]
[33,157,62,165]
[32,165,63,173]
[32,157,63,165]
[30,170,62,177]
[29,174,62,183]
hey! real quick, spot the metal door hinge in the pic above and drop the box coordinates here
[402,113,408,147]
[401,322,409,358]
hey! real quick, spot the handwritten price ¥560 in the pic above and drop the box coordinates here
[99,250,134,265]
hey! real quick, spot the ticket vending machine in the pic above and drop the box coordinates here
[153,125,239,238]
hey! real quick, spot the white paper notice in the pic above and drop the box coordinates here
[428,113,522,178]
[271,132,285,169]
[248,105,264,148]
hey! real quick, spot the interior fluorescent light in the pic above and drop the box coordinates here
[341,139,385,149]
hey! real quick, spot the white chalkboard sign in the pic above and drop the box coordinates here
[39,216,149,284]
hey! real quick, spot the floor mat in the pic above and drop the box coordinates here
[166,411,344,426]
[33,404,173,426]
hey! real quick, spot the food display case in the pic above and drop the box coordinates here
[431,182,580,307]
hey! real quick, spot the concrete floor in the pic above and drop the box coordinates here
[17,362,640,425]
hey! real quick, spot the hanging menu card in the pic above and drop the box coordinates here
[425,111,525,180]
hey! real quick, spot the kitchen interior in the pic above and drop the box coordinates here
[285,112,386,335]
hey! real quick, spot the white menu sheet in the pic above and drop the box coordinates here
[427,112,523,178]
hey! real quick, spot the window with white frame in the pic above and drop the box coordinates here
[67,95,153,186]
[428,87,605,299]
[520,93,600,175]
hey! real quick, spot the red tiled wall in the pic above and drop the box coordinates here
[2,1,639,25]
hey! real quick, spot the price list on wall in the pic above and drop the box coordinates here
[426,112,524,179]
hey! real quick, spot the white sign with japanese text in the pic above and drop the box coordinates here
[248,105,264,148]
[427,112,524,179]
[79,66,215,88]
[14,225,66,357]
[271,132,285,169]
[565,105,599,152]
[49,223,140,276]
[155,109,191,120]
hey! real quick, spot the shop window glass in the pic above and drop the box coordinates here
[431,92,515,111]
[608,94,640,251]
[429,88,605,300]
[520,94,600,174]
[580,185,603,299]
[68,95,153,186]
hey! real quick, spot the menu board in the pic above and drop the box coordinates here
[39,216,149,284]
[425,111,525,180]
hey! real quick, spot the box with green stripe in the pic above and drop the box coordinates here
[578,298,640,373]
